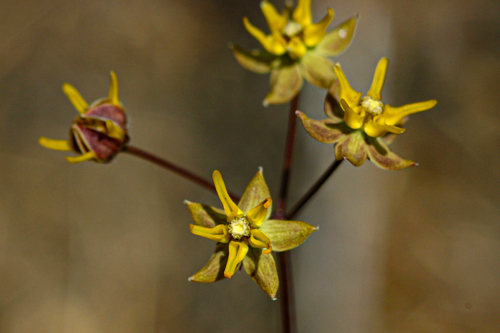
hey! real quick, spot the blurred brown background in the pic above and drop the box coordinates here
[0,0,499,332]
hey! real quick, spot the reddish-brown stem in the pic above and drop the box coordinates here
[123,145,240,202]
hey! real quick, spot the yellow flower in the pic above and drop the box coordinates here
[186,169,316,299]
[39,71,128,163]
[232,0,358,105]
[297,58,437,170]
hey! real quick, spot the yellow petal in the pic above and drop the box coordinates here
[261,1,287,31]
[249,229,272,254]
[367,58,388,101]
[340,99,365,129]
[334,63,362,108]
[364,115,405,138]
[225,241,249,279]
[247,197,272,228]
[65,151,96,164]
[108,71,120,106]
[303,8,334,47]
[213,170,243,222]
[189,224,230,243]
[292,0,312,26]
[383,100,437,126]
[105,120,125,140]
[38,137,72,151]
[243,17,286,55]
[286,36,307,59]
[62,83,88,114]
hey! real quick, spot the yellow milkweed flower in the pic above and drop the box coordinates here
[39,71,128,163]
[232,0,358,105]
[186,169,316,299]
[297,58,437,170]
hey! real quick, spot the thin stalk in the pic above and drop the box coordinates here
[287,159,343,220]
[275,94,300,333]
[123,145,240,202]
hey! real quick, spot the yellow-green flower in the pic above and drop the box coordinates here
[232,0,358,105]
[39,71,128,163]
[297,58,437,170]
[186,169,316,299]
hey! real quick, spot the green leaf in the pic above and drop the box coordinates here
[243,248,279,299]
[296,111,347,144]
[184,201,227,227]
[238,168,271,215]
[189,243,229,283]
[299,52,336,88]
[334,131,367,166]
[366,137,417,170]
[260,219,317,252]
[231,44,277,74]
[315,15,359,57]
[264,64,303,106]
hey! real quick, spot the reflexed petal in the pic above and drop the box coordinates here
[231,44,275,74]
[364,115,405,138]
[243,17,286,55]
[341,99,365,129]
[315,15,359,57]
[249,229,272,254]
[190,224,230,243]
[334,64,362,107]
[238,168,271,214]
[292,0,312,26]
[367,58,388,101]
[225,241,249,279]
[259,219,317,252]
[286,36,307,59]
[366,136,417,170]
[65,151,96,164]
[184,201,227,228]
[108,71,119,106]
[296,111,347,144]
[247,197,272,228]
[39,137,72,151]
[299,51,336,88]
[189,243,228,283]
[261,1,287,31]
[264,65,303,105]
[62,83,88,114]
[324,80,344,121]
[383,100,437,126]
[303,8,334,47]
[334,131,367,166]
[243,247,279,299]
[213,170,243,221]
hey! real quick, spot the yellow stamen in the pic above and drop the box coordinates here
[62,83,88,114]
[108,71,120,106]
[189,224,230,243]
[225,241,249,279]
[213,170,244,222]
[243,17,286,56]
[341,99,365,129]
[249,229,272,254]
[65,151,96,164]
[303,8,334,47]
[292,0,312,26]
[383,100,437,126]
[334,64,362,108]
[286,36,307,59]
[247,197,272,228]
[364,115,405,138]
[367,58,388,101]
[260,1,287,32]
[38,137,72,151]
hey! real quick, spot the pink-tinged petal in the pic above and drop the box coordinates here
[334,131,367,166]
[296,111,347,144]
[73,125,124,162]
[264,65,303,106]
[324,80,344,122]
[243,247,279,300]
[188,243,228,283]
[366,137,417,170]
[184,201,227,228]
[238,168,271,215]
[85,103,126,131]
[299,52,336,88]
[259,219,317,252]
[315,15,359,57]
[230,44,276,74]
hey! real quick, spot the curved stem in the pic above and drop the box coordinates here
[123,145,240,202]
[287,159,343,219]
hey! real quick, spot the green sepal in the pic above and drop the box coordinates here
[184,201,227,227]
[296,111,347,144]
[238,168,271,215]
[259,219,317,252]
[188,243,229,283]
[315,15,359,57]
[231,44,278,74]
[243,247,279,299]
[334,131,367,166]
[366,137,417,170]
[264,64,303,106]
[299,51,336,88]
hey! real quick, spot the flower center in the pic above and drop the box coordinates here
[283,21,302,37]
[361,96,384,115]
[228,217,251,239]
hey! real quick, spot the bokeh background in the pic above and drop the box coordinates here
[0,0,499,332]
